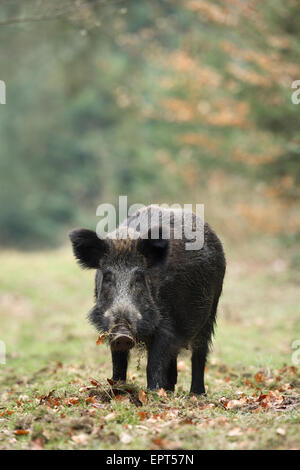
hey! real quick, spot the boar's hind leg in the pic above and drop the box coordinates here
[190,292,221,395]
[190,342,209,395]
[111,350,129,382]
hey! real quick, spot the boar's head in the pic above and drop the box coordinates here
[69,228,169,351]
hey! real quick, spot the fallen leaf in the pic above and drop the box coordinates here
[276,427,286,436]
[257,394,267,402]
[228,427,242,437]
[225,398,246,409]
[90,378,101,387]
[189,395,198,403]
[79,385,93,392]
[152,438,182,449]
[120,432,132,444]
[254,372,265,383]
[65,397,80,406]
[182,418,194,424]
[198,403,215,410]
[157,388,168,398]
[85,396,95,405]
[246,427,258,434]
[244,379,255,387]
[113,395,122,401]
[0,409,14,417]
[138,411,147,420]
[18,395,30,402]
[31,438,44,450]
[38,390,55,402]
[279,383,292,392]
[39,429,49,441]
[138,390,148,405]
[278,366,297,375]
[14,429,29,436]
[96,334,106,346]
[71,433,89,445]
[104,412,115,421]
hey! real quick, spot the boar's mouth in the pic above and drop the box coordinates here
[110,333,135,352]
[109,326,136,352]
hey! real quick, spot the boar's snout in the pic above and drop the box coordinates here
[110,332,135,352]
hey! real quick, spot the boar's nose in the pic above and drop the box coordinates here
[111,334,135,352]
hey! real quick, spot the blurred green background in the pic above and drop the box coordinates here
[0,2,300,450]
[0,0,299,254]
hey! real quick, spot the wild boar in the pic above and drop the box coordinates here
[69,205,226,394]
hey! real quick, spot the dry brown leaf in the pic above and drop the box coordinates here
[226,398,246,409]
[104,412,115,421]
[254,372,265,383]
[65,397,80,406]
[246,427,258,434]
[31,438,44,450]
[42,429,51,440]
[138,411,147,420]
[278,366,297,375]
[157,388,168,398]
[96,334,106,346]
[85,396,95,405]
[276,427,286,436]
[138,389,148,405]
[71,433,89,445]
[182,418,194,425]
[189,395,198,402]
[198,403,215,410]
[244,379,254,387]
[120,432,133,444]
[228,427,242,437]
[279,383,292,391]
[79,385,93,392]
[152,438,181,449]
[18,395,30,402]
[0,409,14,417]
[14,429,29,436]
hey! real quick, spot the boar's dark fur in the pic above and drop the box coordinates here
[69,205,226,394]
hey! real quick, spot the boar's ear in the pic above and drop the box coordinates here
[69,229,108,269]
[137,227,169,267]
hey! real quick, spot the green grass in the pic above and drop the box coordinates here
[0,244,299,450]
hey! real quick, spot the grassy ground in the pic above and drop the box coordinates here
[0,240,299,450]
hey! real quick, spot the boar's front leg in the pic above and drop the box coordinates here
[111,350,129,382]
[146,333,177,390]
[165,357,177,392]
